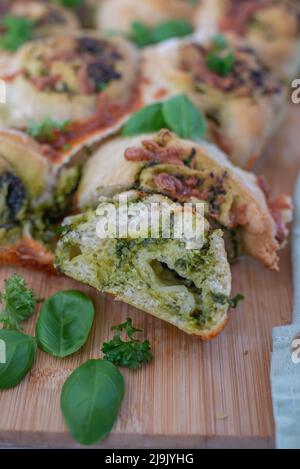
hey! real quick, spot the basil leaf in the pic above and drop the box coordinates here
[61,359,125,445]
[122,103,166,136]
[151,20,193,43]
[27,118,70,143]
[0,330,36,389]
[36,290,94,358]
[130,20,193,47]
[58,0,83,7]
[162,94,206,140]
[206,50,235,77]
[130,21,153,48]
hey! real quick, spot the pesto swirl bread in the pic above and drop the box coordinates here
[0,0,79,66]
[0,31,140,165]
[96,0,197,34]
[76,130,292,271]
[0,127,89,271]
[140,36,287,168]
[195,0,300,80]
[56,191,232,339]
[0,129,56,270]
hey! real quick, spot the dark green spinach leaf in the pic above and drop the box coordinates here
[36,290,94,358]
[61,359,125,445]
[0,330,36,389]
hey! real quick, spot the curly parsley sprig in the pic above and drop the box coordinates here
[102,318,153,369]
[0,274,39,331]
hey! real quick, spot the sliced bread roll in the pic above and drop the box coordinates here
[56,191,232,339]
[77,130,292,270]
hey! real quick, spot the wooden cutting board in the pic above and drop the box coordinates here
[0,105,299,449]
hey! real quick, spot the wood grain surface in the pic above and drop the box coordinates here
[0,105,299,449]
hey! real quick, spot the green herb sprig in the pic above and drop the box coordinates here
[206,34,235,76]
[102,318,153,369]
[130,19,193,48]
[212,293,244,309]
[0,15,34,52]
[0,275,39,389]
[61,359,125,445]
[122,94,206,140]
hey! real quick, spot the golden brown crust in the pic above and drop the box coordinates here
[196,312,230,340]
[0,237,56,274]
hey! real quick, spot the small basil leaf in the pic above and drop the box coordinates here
[130,20,193,47]
[0,330,36,389]
[36,290,94,358]
[61,359,125,445]
[58,0,83,7]
[122,103,166,136]
[151,20,194,43]
[162,94,206,140]
[206,50,235,76]
[130,21,153,48]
